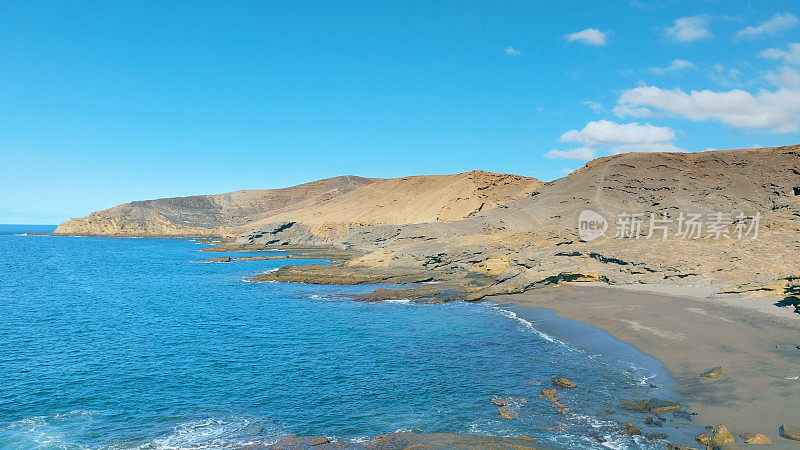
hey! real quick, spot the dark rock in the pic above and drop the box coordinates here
[552,378,577,388]
[666,444,697,450]
[272,436,331,447]
[673,411,692,420]
[618,399,648,412]
[701,366,723,378]
[497,406,517,419]
[780,424,800,441]
[645,417,654,425]
[588,431,606,443]
[646,398,681,413]
[645,432,667,441]
[621,423,642,436]
[491,396,508,406]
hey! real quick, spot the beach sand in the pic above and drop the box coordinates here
[493,284,800,447]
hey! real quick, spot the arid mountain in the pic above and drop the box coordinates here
[54,171,543,238]
[240,145,800,296]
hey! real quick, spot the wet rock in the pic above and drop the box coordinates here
[618,399,649,412]
[272,436,330,447]
[539,389,560,403]
[696,431,713,445]
[702,366,723,378]
[621,423,642,436]
[780,424,800,441]
[745,433,773,444]
[645,432,667,441]
[666,444,697,450]
[202,256,232,263]
[646,398,681,413]
[710,424,735,447]
[491,396,508,406]
[364,432,540,449]
[588,431,606,443]
[605,409,614,414]
[673,410,692,420]
[497,406,517,419]
[518,435,537,443]
[552,378,577,388]
[740,433,754,440]
[645,417,654,425]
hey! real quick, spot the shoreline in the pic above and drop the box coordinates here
[492,283,800,447]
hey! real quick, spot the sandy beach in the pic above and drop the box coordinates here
[493,284,800,447]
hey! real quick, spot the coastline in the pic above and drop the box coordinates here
[492,283,800,447]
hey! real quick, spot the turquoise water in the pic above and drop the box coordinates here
[0,226,697,448]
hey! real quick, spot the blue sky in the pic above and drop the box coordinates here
[2,1,799,223]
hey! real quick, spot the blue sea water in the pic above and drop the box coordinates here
[0,225,699,449]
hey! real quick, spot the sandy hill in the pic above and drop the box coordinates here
[238,145,800,296]
[54,171,543,237]
[478,144,800,232]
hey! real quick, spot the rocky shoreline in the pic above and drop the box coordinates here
[198,244,800,448]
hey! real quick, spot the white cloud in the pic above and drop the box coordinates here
[504,46,522,56]
[666,16,711,42]
[766,66,800,89]
[552,120,685,160]
[560,120,676,146]
[564,28,608,46]
[760,42,800,66]
[615,85,800,133]
[649,59,695,74]
[544,147,596,160]
[736,13,798,39]
[583,100,604,112]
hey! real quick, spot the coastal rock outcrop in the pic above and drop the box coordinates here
[780,424,800,441]
[231,145,800,304]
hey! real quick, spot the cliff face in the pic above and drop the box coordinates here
[54,171,543,238]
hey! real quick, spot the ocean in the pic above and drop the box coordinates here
[0,225,699,448]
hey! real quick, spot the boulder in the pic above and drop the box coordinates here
[702,366,724,378]
[539,389,560,403]
[744,433,773,444]
[646,398,681,413]
[491,396,508,406]
[709,424,735,447]
[621,423,642,436]
[618,399,649,412]
[645,432,668,441]
[666,444,698,450]
[696,431,713,445]
[780,424,800,441]
[552,378,577,388]
[497,406,517,419]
